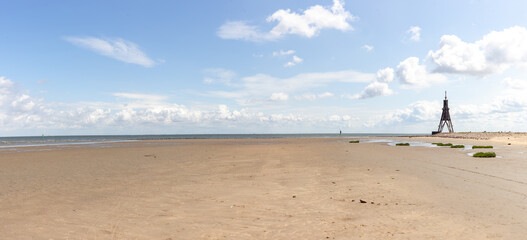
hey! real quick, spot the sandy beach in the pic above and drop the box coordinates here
[2,135,527,239]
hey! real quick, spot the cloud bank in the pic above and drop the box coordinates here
[0,76,312,134]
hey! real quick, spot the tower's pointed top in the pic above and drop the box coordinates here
[445,91,447,100]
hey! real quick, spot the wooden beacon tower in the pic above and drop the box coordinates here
[432,91,454,135]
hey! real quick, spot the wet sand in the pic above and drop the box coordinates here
[1,136,527,239]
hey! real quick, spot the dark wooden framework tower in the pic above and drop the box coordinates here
[432,91,454,134]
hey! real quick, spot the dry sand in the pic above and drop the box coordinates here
[1,135,527,239]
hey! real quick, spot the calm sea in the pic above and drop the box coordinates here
[0,133,426,148]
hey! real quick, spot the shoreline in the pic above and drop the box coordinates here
[430,131,527,139]
[1,131,525,153]
[2,131,525,149]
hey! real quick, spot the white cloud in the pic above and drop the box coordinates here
[217,21,273,42]
[284,55,303,67]
[387,100,439,123]
[347,82,393,99]
[217,0,355,42]
[318,92,334,98]
[112,92,168,102]
[327,114,356,129]
[65,37,155,67]
[501,77,527,90]
[491,95,527,112]
[0,76,14,97]
[0,77,40,114]
[407,26,421,42]
[329,115,342,121]
[272,50,302,67]
[295,93,317,101]
[10,94,36,112]
[273,49,295,56]
[295,92,334,101]
[203,68,236,85]
[270,92,289,101]
[0,76,45,130]
[361,100,442,130]
[376,67,394,83]
[36,79,48,85]
[349,67,395,99]
[428,35,491,75]
[262,113,304,122]
[206,69,374,104]
[362,45,374,51]
[428,26,527,76]
[267,0,355,38]
[365,100,440,130]
[396,57,447,88]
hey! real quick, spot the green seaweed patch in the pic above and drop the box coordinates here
[432,143,441,145]
[436,143,453,146]
[349,140,360,143]
[396,143,410,146]
[473,152,496,158]
[472,145,493,149]
[451,145,465,148]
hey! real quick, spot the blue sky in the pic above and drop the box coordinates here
[2,0,527,135]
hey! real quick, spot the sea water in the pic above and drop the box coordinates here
[0,133,425,148]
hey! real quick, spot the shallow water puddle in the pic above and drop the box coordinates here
[362,139,477,151]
